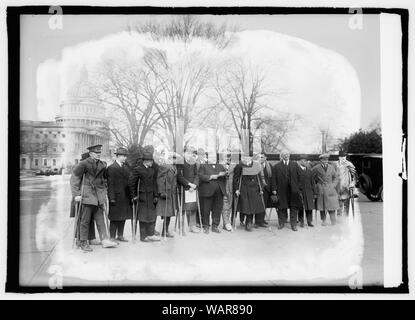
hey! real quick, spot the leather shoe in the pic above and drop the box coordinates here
[245,223,253,232]
[212,227,221,233]
[203,227,210,234]
[308,222,314,227]
[116,236,128,242]
[291,225,298,231]
[80,241,93,252]
[278,224,284,230]
[255,223,267,228]
[300,222,305,228]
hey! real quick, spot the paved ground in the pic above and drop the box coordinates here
[19,175,383,288]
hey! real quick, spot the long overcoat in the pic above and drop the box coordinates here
[70,157,108,207]
[271,160,300,209]
[107,161,133,221]
[261,161,274,208]
[297,164,316,210]
[176,161,199,211]
[128,163,158,223]
[312,163,340,211]
[156,164,178,217]
[233,162,265,215]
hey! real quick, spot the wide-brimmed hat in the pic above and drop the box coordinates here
[319,153,330,159]
[298,154,309,160]
[115,147,129,156]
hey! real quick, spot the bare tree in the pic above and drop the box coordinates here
[142,48,211,151]
[93,55,164,149]
[212,61,271,155]
[128,15,237,49]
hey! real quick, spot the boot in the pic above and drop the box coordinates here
[245,222,253,232]
[80,240,93,252]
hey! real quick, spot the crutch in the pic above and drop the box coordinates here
[132,179,140,242]
[103,195,111,238]
[132,201,136,242]
[349,187,355,220]
[196,190,203,233]
[180,186,186,236]
[256,175,267,221]
[163,179,168,240]
[232,176,242,230]
[72,174,85,249]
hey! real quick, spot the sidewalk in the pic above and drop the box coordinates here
[28,205,364,288]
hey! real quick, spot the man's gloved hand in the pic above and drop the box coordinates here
[153,197,159,205]
[110,199,116,206]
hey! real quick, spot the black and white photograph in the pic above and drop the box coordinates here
[3,1,411,297]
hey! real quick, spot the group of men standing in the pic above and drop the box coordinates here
[70,144,357,252]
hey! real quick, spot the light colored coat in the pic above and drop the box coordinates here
[312,163,340,211]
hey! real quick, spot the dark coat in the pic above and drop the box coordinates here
[233,163,265,215]
[271,160,299,209]
[156,164,178,217]
[312,163,340,211]
[198,163,227,197]
[128,163,158,222]
[260,161,274,208]
[107,161,133,221]
[176,161,199,211]
[296,164,316,210]
[70,157,107,207]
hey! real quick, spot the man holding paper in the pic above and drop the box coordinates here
[177,147,200,233]
[198,152,227,234]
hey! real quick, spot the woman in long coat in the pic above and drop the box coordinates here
[312,154,340,226]
[233,155,265,231]
[156,153,178,238]
[107,148,133,242]
[128,152,160,242]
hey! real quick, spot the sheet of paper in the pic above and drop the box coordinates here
[184,190,197,203]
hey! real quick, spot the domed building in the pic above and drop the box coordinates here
[20,66,111,174]
[56,65,111,166]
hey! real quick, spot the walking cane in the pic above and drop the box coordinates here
[132,201,136,241]
[256,175,267,218]
[163,178,168,241]
[72,174,85,249]
[103,195,111,238]
[349,187,355,220]
[180,186,185,236]
[132,179,140,242]
[232,176,242,230]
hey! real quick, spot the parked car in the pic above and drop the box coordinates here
[347,153,383,202]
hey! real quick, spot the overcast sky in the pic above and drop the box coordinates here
[20,14,380,128]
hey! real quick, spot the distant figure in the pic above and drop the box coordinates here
[107,147,132,243]
[312,153,340,226]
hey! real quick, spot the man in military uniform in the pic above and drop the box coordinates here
[70,144,118,252]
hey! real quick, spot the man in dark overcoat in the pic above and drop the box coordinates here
[70,144,117,252]
[271,150,301,231]
[176,147,200,233]
[128,151,160,242]
[256,153,273,227]
[107,147,132,242]
[296,155,316,227]
[198,152,227,233]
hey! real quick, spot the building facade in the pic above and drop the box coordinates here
[20,66,111,173]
